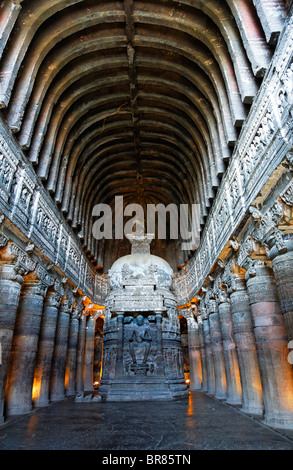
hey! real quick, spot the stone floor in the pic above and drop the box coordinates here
[0,391,293,451]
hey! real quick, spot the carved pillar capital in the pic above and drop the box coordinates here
[206,299,217,315]
[250,200,292,258]
[72,298,86,320]
[59,298,73,315]
[198,303,208,320]
[0,214,8,248]
[243,258,271,281]
[285,151,293,169]
[216,287,229,304]
[234,235,263,269]
[280,177,293,209]
[46,291,63,309]
[185,312,198,330]
[0,242,38,285]
[1,241,36,269]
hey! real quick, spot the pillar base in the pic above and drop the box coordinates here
[6,404,32,416]
[50,394,66,402]
[33,399,49,407]
[241,405,263,416]
[226,397,242,406]
[264,412,293,430]
[189,384,202,391]
[215,393,226,400]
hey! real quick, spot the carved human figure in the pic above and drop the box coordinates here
[129,315,152,365]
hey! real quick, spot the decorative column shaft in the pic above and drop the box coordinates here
[65,309,80,396]
[269,238,293,342]
[114,312,124,379]
[229,275,264,415]
[5,272,47,415]
[186,314,202,390]
[217,292,242,405]
[83,315,96,391]
[50,298,71,402]
[202,313,215,395]
[0,247,24,422]
[75,314,86,396]
[155,311,165,377]
[208,300,227,400]
[33,289,62,407]
[197,315,208,391]
[246,261,293,428]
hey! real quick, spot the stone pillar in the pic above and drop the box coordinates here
[5,271,48,415]
[114,312,124,379]
[50,297,72,402]
[229,274,264,415]
[65,305,81,396]
[155,311,165,377]
[269,237,293,342]
[75,313,86,396]
[202,309,215,395]
[197,315,208,391]
[0,244,25,422]
[245,260,293,428]
[186,313,202,390]
[217,291,242,405]
[208,299,227,400]
[83,314,96,391]
[93,315,104,384]
[33,289,62,407]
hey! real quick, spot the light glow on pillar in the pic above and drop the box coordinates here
[32,377,41,402]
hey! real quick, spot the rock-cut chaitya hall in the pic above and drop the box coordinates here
[0,0,293,450]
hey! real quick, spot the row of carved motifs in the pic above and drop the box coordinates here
[0,121,108,304]
[0,230,88,316]
[196,184,293,317]
[0,218,109,319]
[174,162,293,308]
[173,17,293,306]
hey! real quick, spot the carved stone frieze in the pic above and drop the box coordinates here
[0,117,108,305]
[280,179,293,207]
[0,213,8,247]
[172,34,293,305]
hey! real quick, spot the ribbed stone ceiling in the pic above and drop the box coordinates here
[0,0,276,271]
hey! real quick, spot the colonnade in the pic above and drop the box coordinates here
[0,240,100,423]
[184,222,293,429]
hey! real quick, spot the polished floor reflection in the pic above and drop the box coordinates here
[0,391,293,450]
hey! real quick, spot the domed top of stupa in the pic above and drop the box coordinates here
[108,234,173,289]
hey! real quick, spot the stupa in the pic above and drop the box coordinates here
[98,234,188,401]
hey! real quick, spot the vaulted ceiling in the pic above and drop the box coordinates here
[0,0,288,271]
